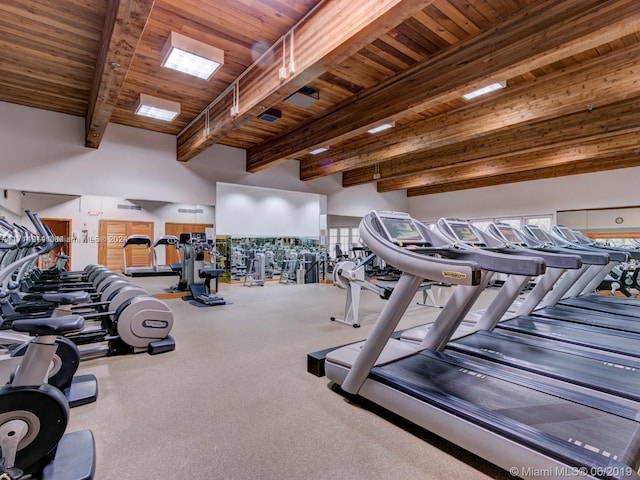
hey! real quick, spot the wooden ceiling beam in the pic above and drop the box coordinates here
[250,0,640,173]
[302,39,640,180]
[176,0,435,163]
[85,0,154,149]
[406,152,640,197]
[400,133,640,195]
[343,97,640,188]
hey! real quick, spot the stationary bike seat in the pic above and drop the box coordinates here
[42,291,92,305]
[11,314,85,336]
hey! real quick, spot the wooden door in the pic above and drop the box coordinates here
[164,222,213,265]
[98,220,154,270]
[39,218,71,270]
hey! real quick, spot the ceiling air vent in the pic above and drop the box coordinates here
[257,108,282,123]
[285,86,319,108]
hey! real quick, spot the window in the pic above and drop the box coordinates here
[328,226,364,259]
[523,215,554,230]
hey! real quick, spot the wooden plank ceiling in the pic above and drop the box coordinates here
[1,0,639,197]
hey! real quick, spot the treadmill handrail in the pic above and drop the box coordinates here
[520,226,610,265]
[483,224,583,269]
[546,227,629,263]
[122,235,152,248]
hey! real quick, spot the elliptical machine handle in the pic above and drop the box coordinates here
[25,210,48,238]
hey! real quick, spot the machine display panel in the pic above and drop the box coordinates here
[179,232,207,244]
[558,226,577,242]
[449,222,482,244]
[374,212,426,244]
[496,225,522,244]
[527,226,550,243]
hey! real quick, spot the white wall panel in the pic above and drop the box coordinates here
[216,182,320,237]
[408,168,640,222]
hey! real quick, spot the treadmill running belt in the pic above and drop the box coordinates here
[371,352,640,472]
[533,306,640,334]
[577,294,640,307]
[561,297,640,319]
[497,316,640,359]
[447,331,640,401]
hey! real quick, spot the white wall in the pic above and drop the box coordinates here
[558,207,640,232]
[0,101,412,268]
[0,189,22,223]
[0,101,406,218]
[326,182,409,217]
[0,103,219,204]
[408,167,640,223]
[216,182,321,237]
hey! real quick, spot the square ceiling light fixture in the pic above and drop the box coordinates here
[462,81,506,100]
[161,31,224,80]
[135,93,181,122]
[284,86,319,108]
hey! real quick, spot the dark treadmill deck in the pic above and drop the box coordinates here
[497,316,640,359]
[577,294,640,307]
[371,350,640,474]
[533,305,640,334]
[447,330,640,401]
[560,296,640,318]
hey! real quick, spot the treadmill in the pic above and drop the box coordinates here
[550,225,640,311]
[518,225,640,331]
[428,219,640,403]
[151,235,181,276]
[484,222,640,361]
[122,234,180,277]
[121,235,154,277]
[324,211,640,479]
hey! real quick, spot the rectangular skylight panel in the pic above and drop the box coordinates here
[309,147,329,155]
[367,123,394,134]
[462,81,506,100]
[163,48,222,80]
[136,105,179,122]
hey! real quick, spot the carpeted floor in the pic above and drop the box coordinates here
[67,276,509,480]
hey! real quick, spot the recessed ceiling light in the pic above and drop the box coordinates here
[367,122,395,134]
[161,32,224,80]
[462,81,506,100]
[135,94,180,122]
[257,108,282,123]
[309,147,329,155]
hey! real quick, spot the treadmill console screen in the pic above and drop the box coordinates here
[527,226,550,243]
[496,225,522,244]
[558,226,577,242]
[449,223,482,244]
[374,212,426,244]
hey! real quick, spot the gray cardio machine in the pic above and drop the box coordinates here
[430,218,640,404]
[485,223,640,361]
[324,211,640,479]
[517,225,640,329]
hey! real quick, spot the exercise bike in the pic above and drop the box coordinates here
[0,314,96,479]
